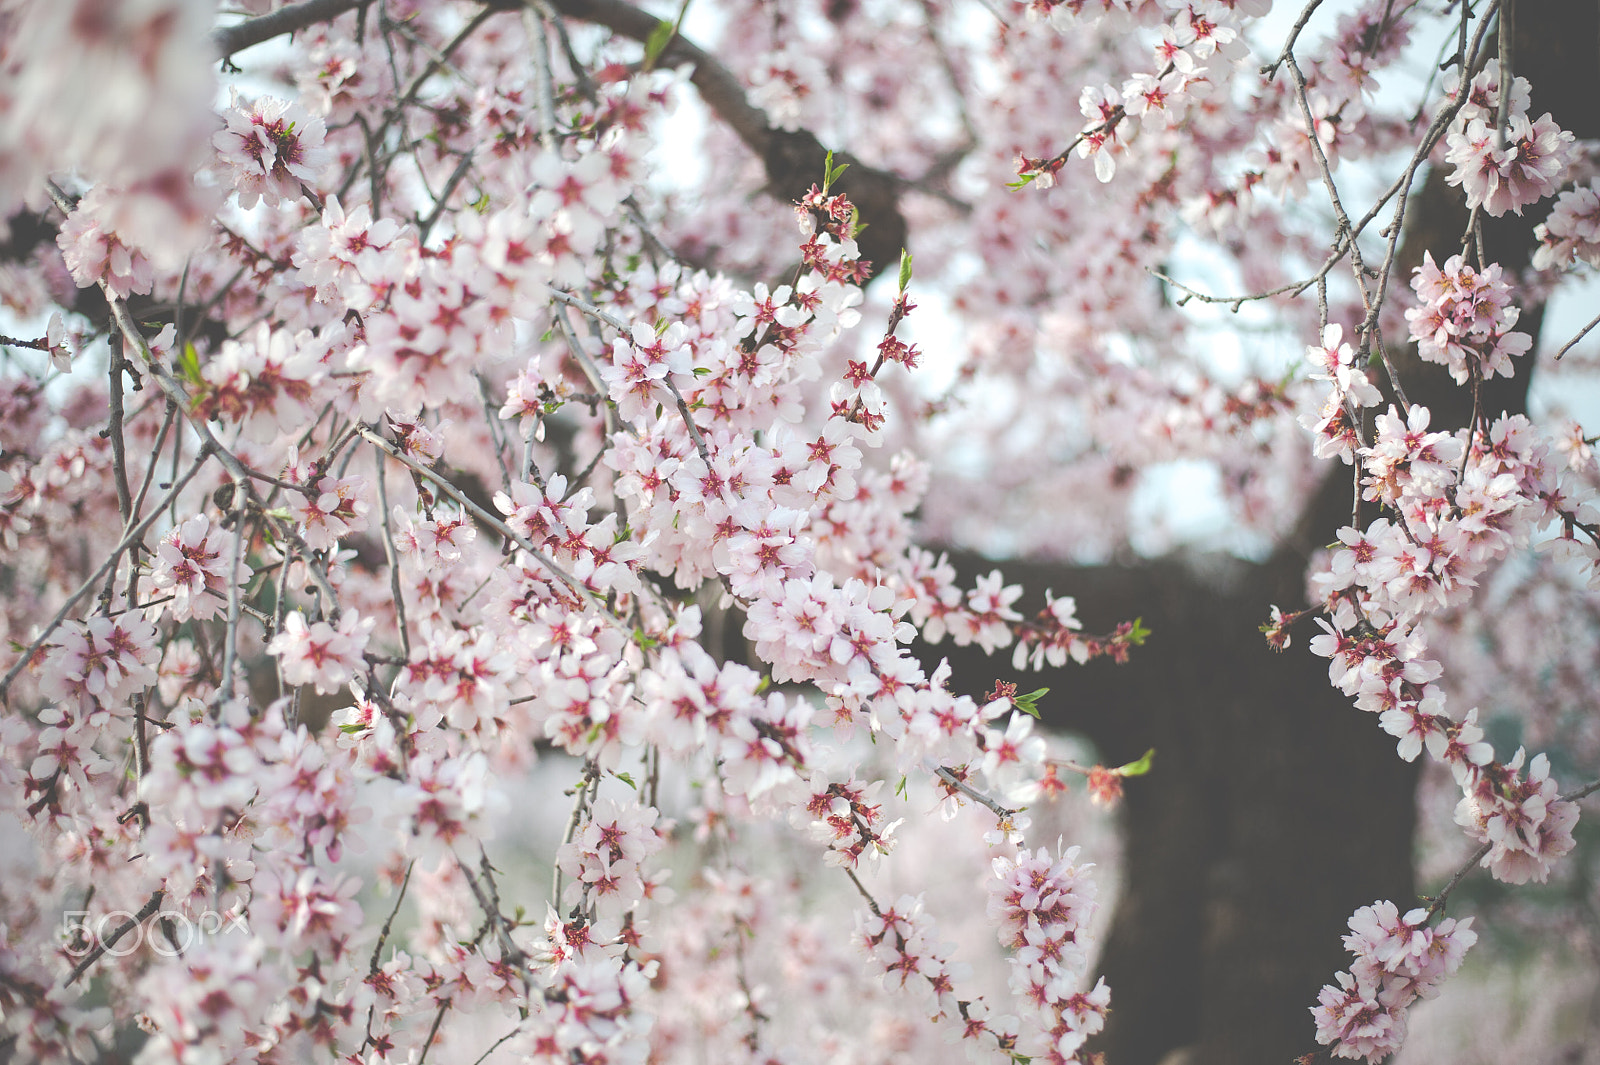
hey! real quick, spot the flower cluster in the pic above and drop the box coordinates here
[1312,901,1477,1062]
[1405,252,1532,385]
[1302,324,1382,463]
[1533,180,1600,271]
[1442,61,1575,218]
[557,797,667,917]
[141,513,252,622]
[213,92,331,210]
[987,843,1110,1059]
[266,610,374,694]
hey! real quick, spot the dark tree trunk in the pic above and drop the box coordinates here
[922,6,1599,1062]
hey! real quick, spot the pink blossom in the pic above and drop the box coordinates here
[142,513,253,622]
[213,92,330,209]
[267,610,373,694]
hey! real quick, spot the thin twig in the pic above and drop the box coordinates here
[64,891,165,986]
[360,426,623,627]
[933,766,1017,819]
[1556,309,1600,361]
[1563,777,1600,803]
[0,450,210,703]
[373,447,412,658]
[369,860,415,974]
[1422,840,1493,919]
[1260,0,1328,79]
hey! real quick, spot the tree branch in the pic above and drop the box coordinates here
[548,0,772,154]
[212,0,367,57]
[547,0,909,277]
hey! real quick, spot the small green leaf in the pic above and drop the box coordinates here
[822,149,836,192]
[1011,686,1050,718]
[643,0,692,69]
[338,722,366,735]
[1116,748,1156,777]
[539,328,555,343]
[642,18,675,68]
[585,720,604,744]
[897,249,913,293]
[829,159,850,186]
[615,771,638,790]
[1127,617,1151,645]
[1006,173,1038,189]
[178,341,204,389]
[894,774,908,799]
[631,629,660,650]
[755,675,770,694]
[692,366,711,376]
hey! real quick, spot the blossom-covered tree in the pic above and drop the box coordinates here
[0,1,1596,1064]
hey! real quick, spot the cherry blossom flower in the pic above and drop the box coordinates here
[213,91,330,209]
[56,184,155,299]
[142,513,253,622]
[267,610,374,694]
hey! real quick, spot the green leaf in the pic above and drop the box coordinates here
[631,629,660,650]
[692,366,711,376]
[615,771,638,790]
[178,341,204,390]
[1011,686,1049,718]
[894,774,908,799]
[822,149,836,192]
[1006,173,1038,189]
[1127,617,1151,645]
[1116,748,1156,777]
[642,18,675,68]
[337,722,366,735]
[897,249,913,293]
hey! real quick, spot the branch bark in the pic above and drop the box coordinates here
[212,0,367,57]
[546,0,908,277]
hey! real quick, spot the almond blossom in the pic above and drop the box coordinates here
[213,91,330,210]
[0,3,1596,1064]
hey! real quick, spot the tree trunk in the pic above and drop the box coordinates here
[923,5,1599,1061]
